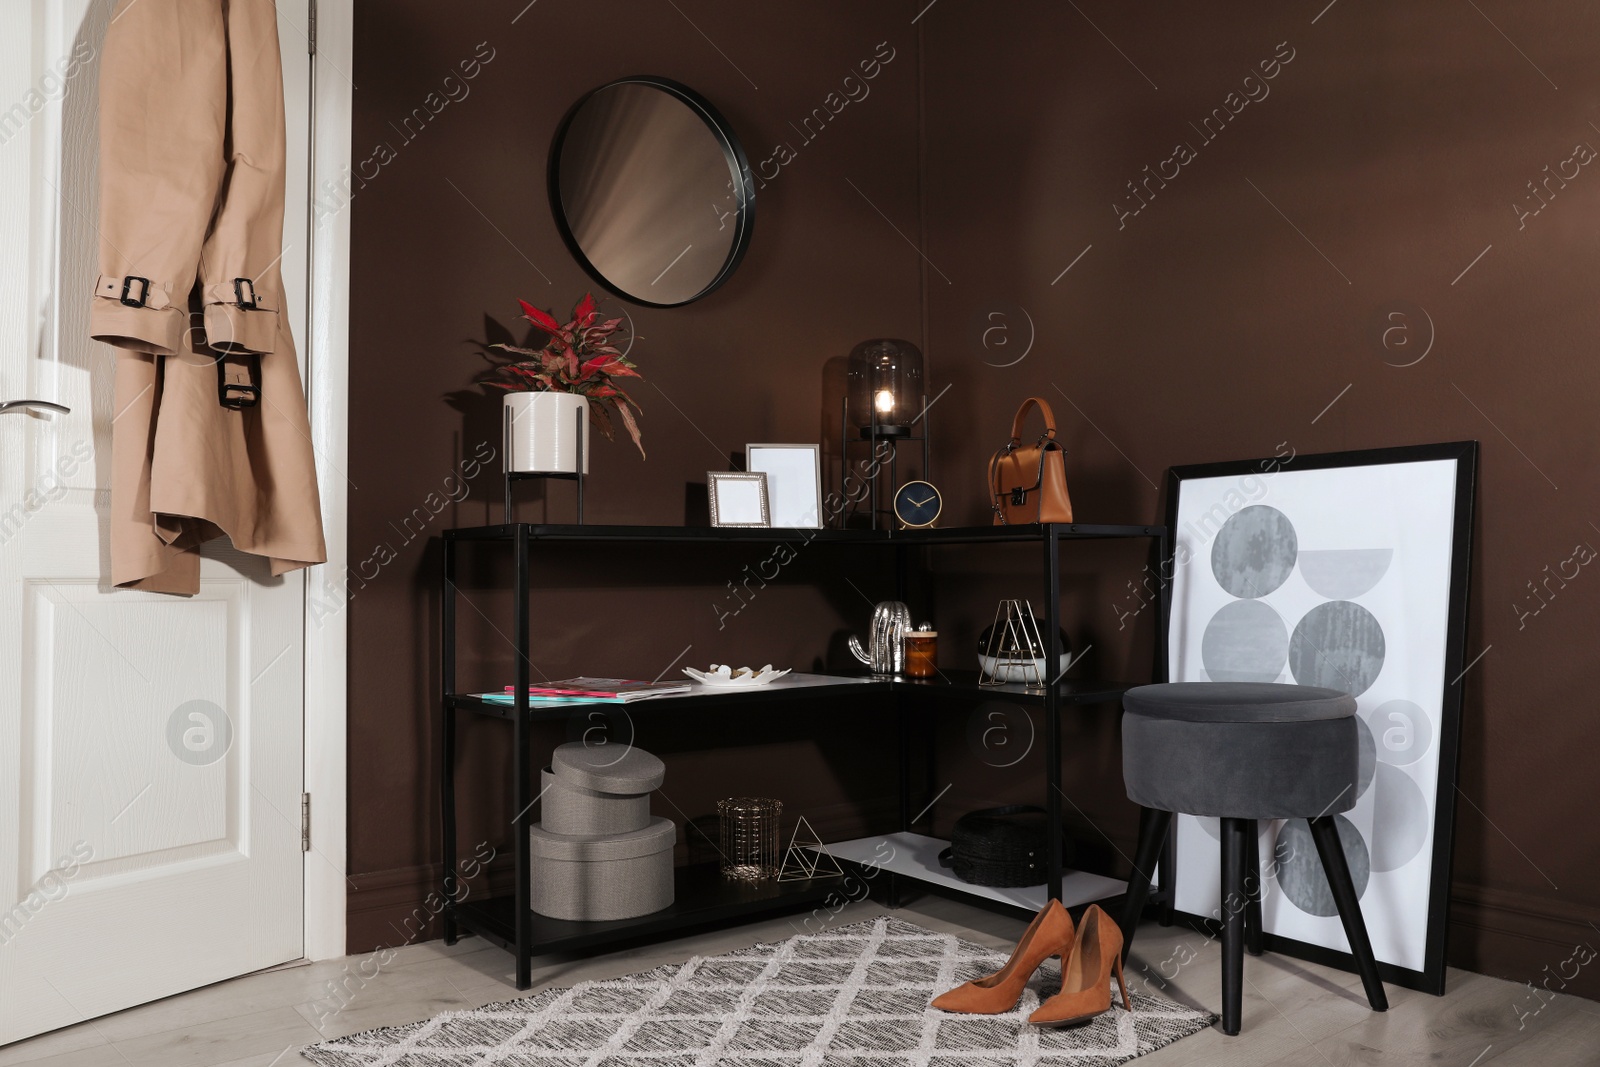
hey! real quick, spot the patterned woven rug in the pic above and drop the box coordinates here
[302,916,1216,1065]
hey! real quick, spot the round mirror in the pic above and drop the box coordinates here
[549,77,755,308]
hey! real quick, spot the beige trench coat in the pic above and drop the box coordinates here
[90,0,325,595]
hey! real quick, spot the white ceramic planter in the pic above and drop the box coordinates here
[503,391,590,474]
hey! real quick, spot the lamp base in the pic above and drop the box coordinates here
[858,424,913,440]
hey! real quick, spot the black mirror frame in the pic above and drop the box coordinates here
[547,76,756,309]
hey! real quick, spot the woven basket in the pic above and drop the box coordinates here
[939,805,1074,888]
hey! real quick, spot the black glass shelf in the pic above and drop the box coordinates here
[899,671,1136,706]
[444,522,1164,545]
[448,862,846,956]
[446,671,1132,721]
[446,675,881,721]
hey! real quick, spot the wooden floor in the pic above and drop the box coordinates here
[4,895,1598,1066]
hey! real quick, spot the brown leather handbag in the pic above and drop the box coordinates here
[988,397,1074,525]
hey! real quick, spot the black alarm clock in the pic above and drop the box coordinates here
[893,480,943,529]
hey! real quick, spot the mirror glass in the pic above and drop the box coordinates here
[551,78,755,307]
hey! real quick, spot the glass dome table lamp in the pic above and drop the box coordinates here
[847,339,925,439]
[837,339,930,528]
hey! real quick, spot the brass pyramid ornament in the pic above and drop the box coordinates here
[778,816,846,882]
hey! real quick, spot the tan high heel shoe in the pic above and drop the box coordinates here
[1028,904,1131,1027]
[931,899,1075,1015]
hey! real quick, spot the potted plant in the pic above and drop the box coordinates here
[482,293,645,472]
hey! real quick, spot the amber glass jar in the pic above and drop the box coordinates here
[904,630,938,678]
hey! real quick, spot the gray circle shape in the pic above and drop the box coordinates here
[165,699,233,766]
[1288,600,1386,697]
[1201,599,1289,683]
[1274,815,1370,917]
[1210,505,1298,599]
[1370,764,1431,872]
[1366,699,1433,767]
[1297,549,1393,600]
[966,702,1035,768]
[1355,714,1376,799]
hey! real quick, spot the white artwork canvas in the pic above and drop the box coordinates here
[1167,456,1462,974]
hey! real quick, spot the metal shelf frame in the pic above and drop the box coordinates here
[440,520,1170,989]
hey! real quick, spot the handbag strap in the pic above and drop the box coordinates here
[1009,397,1059,445]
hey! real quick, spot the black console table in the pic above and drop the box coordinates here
[441,522,1170,989]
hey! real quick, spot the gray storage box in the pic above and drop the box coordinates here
[543,741,665,836]
[529,816,676,921]
[550,741,666,794]
[541,767,652,835]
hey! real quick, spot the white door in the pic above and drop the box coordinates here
[0,0,312,1045]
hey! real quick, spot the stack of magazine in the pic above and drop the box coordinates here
[477,678,692,704]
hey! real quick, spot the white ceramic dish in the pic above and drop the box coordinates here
[682,664,792,688]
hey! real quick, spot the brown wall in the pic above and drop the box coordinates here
[917,1,1600,996]
[347,0,1600,996]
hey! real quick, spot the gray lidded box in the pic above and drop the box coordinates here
[543,742,666,836]
[551,741,666,793]
[541,768,652,835]
[529,816,675,921]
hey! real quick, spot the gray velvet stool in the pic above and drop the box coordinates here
[1117,682,1388,1035]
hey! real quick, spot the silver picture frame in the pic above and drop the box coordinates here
[707,471,770,527]
[745,443,823,529]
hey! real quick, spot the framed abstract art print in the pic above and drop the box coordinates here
[1161,441,1477,994]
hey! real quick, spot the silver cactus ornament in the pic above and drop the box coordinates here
[847,600,912,675]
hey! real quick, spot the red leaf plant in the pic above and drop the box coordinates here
[482,294,645,459]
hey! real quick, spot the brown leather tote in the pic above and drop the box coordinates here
[988,397,1074,525]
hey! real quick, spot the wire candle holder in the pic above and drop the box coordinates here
[717,797,783,881]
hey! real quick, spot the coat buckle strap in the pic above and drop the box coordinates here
[232,277,260,310]
[218,355,261,410]
[219,382,259,409]
[120,275,151,308]
[94,273,171,311]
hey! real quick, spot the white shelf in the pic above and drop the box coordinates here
[816,832,1127,912]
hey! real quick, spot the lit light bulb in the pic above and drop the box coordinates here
[874,389,895,414]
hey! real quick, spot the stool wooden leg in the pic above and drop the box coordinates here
[1243,819,1264,956]
[1308,816,1389,1012]
[1120,807,1171,961]
[1220,817,1249,1035]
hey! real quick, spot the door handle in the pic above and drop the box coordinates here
[0,400,70,415]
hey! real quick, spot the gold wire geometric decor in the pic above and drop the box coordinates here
[978,598,1049,692]
[777,816,846,882]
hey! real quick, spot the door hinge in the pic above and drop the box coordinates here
[301,793,312,852]
[307,0,318,55]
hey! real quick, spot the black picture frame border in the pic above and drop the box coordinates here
[1160,440,1479,996]
[548,76,756,309]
